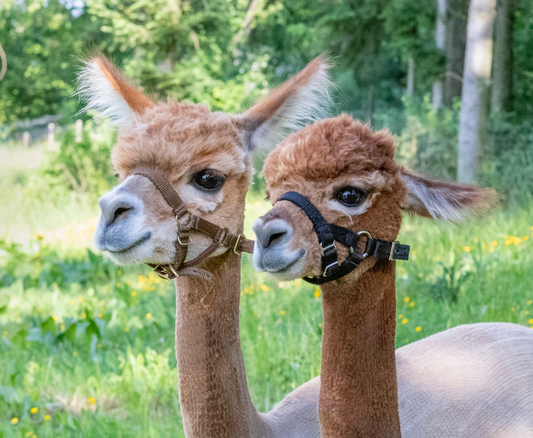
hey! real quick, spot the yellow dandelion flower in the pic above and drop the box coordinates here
[11,417,18,425]
[318,323,322,327]
[258,326,263,331]
[492,241,498,246]
[78,297,83,302]
[146,313,152,319]
[398,314,404,319]
[415,326,422,332]
[244,288,249,294]
[314,288,321,298]
[52,315,58,321]
[490,247,495,252]
[505,235,509,239]
[33,435,37,438]
[70,300,75,306]
[131,291,137,297]
[402,318,408,324]
[515,238,522,245]
[44,415,50,420]
[280,310,286,315]
[73,352,78,356]
[528,300,533,305]
[82,313,86,319]
[88,397,95,405]
[529,319,533,324]
[404,297,410,303]
[261,284,270,292]
[3,331,7,336]
[125,327,130,332]
[409,302,415,307]
[405,339,409,343]
[512,308,515,312]
[61,323,65,331]
[30,407,38,414]
[525,236,529,241]
[531,226,533,231]
[463,246,471,252]
[98,344,102,348]
[290,382,295,389]
[418,273,423,278]
[526,311,530,315]
[435,256,440,262]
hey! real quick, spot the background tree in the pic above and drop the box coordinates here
[491,0,516,113]
[458,0,496,183]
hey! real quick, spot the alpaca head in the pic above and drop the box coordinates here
[253,114,495,282]
[83,56,331,266]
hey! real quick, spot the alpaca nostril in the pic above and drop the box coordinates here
[253,218,292,249]
[266,231,286,248]
[113,206,132,223]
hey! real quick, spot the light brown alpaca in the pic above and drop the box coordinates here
[81,55,330,437]
[253,114,533,437]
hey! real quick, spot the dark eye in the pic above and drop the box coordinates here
[191,169,226,192]
[335,186,367,207]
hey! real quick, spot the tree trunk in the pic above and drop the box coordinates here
[444,0,470,106]
[457,0,496,183]
[491,0,515,113]
[433,0,447,109]
[407,57,415,97]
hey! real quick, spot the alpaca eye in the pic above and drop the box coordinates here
[191,169,226,192]
[335,186,367,207]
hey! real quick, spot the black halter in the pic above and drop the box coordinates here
[277,191,410,285]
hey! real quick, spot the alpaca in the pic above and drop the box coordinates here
[252,114,533,437]
[81,55,330,437]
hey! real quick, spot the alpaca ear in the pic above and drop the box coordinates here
[399,168,497,222]
[76,56,154,127]
[235,54,332,151]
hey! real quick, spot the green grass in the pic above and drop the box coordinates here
[1,146,533,437]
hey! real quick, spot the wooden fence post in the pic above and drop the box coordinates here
[75,119,83,143]
[22,131,30,148]
[47,122,55,150]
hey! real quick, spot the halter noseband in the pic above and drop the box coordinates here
[276,191,410,285]
[133,168,254,281]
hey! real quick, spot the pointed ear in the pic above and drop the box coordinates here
[235,54,332,151]
[76,56,154,127]
[400,168,497,221]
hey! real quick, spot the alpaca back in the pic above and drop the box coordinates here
[397,322,533,437]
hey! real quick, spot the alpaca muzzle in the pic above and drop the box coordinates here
[132,167,254,281]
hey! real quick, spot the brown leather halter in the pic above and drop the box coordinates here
[133,167,254,281]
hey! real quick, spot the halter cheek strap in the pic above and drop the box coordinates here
[277,191,410,285]
[132,167,254,281]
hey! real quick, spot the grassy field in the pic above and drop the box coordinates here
[1,144,532,437]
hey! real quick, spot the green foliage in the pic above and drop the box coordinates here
[45,121,116,197]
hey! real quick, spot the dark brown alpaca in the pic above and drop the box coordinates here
[252,114,496,437]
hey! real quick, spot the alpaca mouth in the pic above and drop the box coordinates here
[263,248,306,275]
[107,232,151,254]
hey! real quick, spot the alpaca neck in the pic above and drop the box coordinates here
[319,259,401,437]
[174,252,266,437]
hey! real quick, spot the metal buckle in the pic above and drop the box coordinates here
[177,233,192,246]
[389,241,398,260]
[176,216,193,246]
[321,241,336,255]
[323,261,339,276]
[151,265,178,283]
[233,234,244,255]
[356,230,373,259]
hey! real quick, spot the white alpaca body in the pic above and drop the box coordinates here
[397,322,533,437]
[264,322,533,438]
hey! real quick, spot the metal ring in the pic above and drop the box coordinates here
[323,261,339,276]
[356,230,373,259]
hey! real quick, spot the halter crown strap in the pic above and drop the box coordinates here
[131,167,254,281]
[277,191,409,285]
